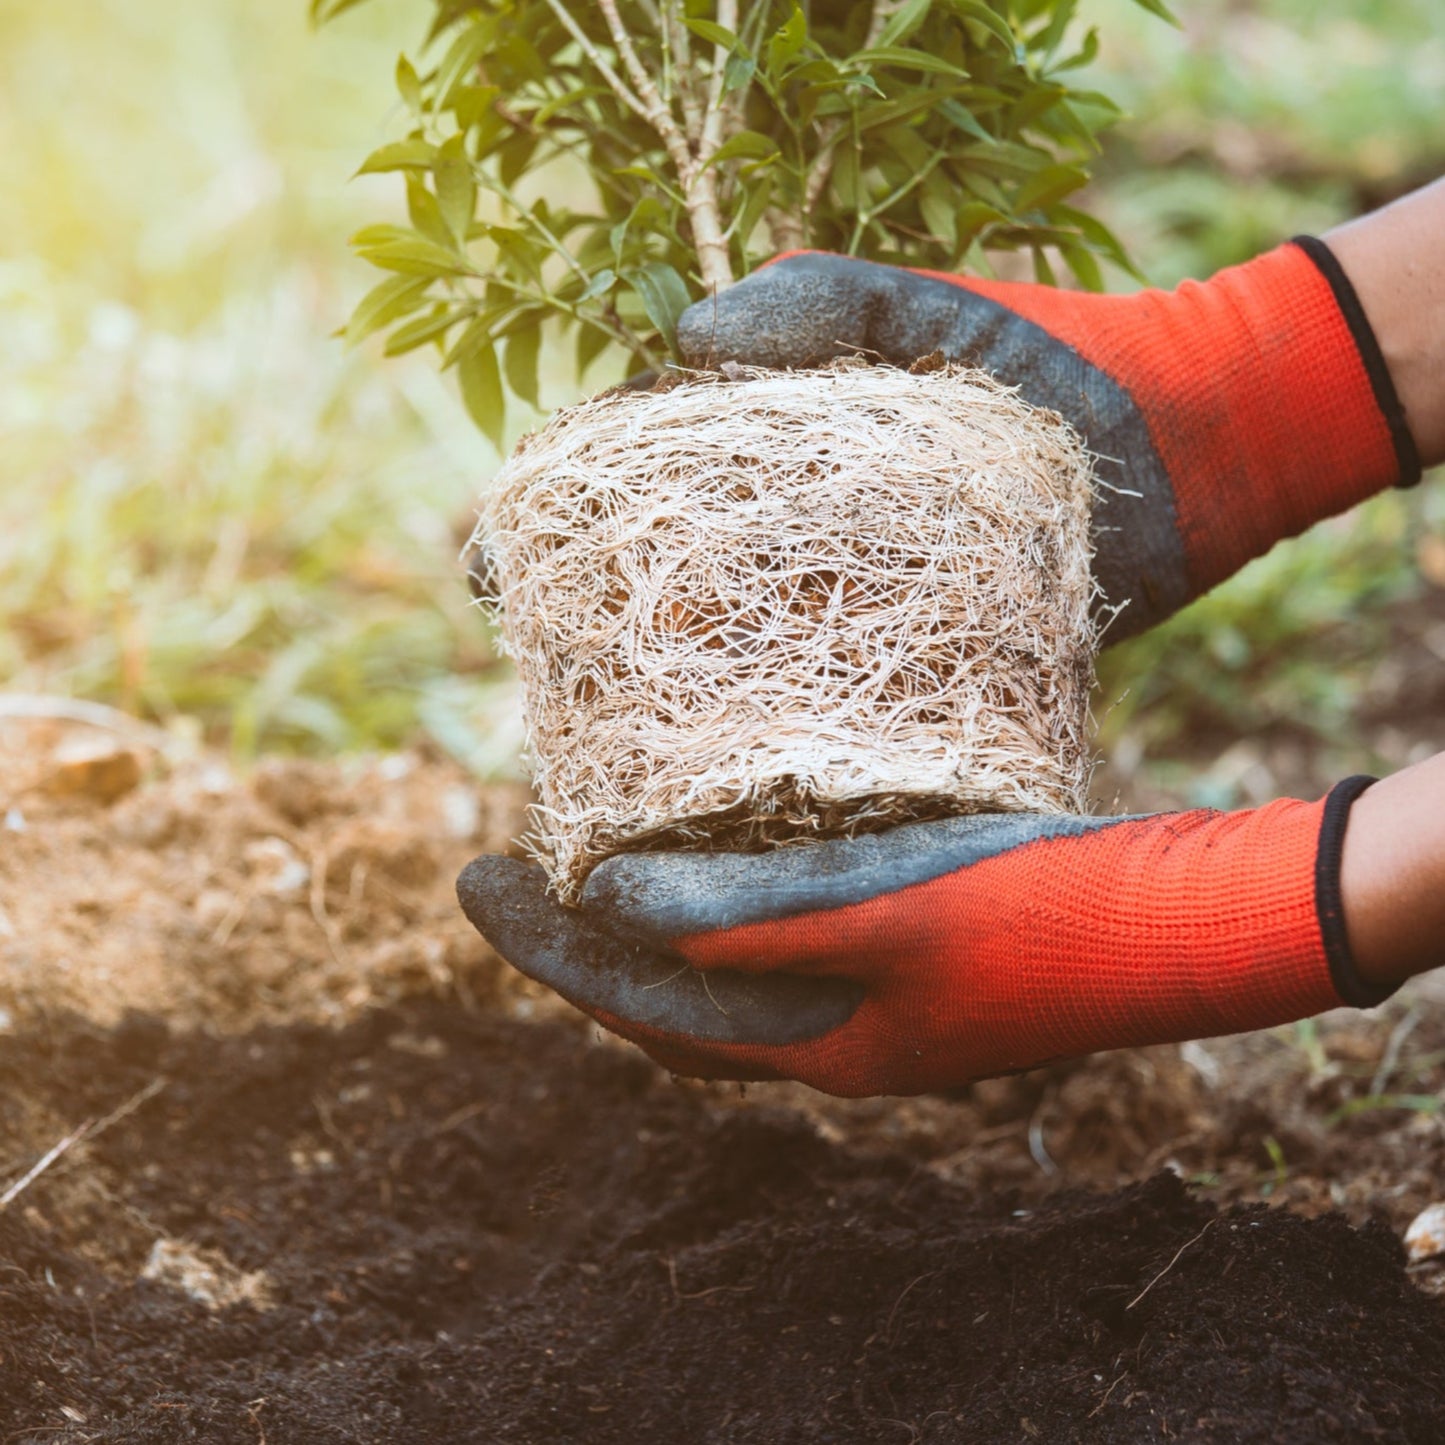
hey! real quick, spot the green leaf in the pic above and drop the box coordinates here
[1014,162,1088,211]
[348,223,417,247]
[1059,242,1103,292]
[1032,0,1077,59]
[707,131,781,167]
[504,327,542,409]
[936,97,997,144]
[395,55,423,116]
[534,84,610,125]
[458,343,505,449]
[1031,246,1058,286]
[611,197,666,265]
[456,84,502,136]
[624,263,692,357]
[435,18,495,110]
[356,139,437,176]
[765,7,809,78]
[1052,26,1099,73]
[383,305,462,356]
[683,18,744,52]
[343,275,433,346]
[434,136,476,243]
[483,224,546,285]
[354,234,467,277]
[876,0,932,48]
[856,85,973,133]
[920,180,957,247]
[1125,0,1181,27]
[954,200,1007,245]
[497,132,539,189]
[722,53,757,96]
[311,0,372,24]
[406,175,456,249]
[851,47,969,77]
[943,0,1016,52]
[576,323,613,383]
[445,313,500,368]
[579,267,618,301]
[311,0,376,24]
[731,172,776,256]
[1054,205,1144,280]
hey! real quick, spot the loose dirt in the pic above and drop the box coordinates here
[3,717,1445,1442]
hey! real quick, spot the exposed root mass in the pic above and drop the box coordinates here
[476,362,1097,900]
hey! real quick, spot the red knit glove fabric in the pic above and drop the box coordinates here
[679,240,1419,634]
[458,779,1392,1098]
[928,241,1411,598]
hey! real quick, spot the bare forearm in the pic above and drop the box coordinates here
[1342,752,1445,986]
[1327,178,1445,467]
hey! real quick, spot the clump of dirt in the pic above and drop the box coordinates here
[3,998,1445,1444]
[0,718,531,1029]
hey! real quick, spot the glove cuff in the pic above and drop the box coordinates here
[1316,774,1397,1008]
[1291,237,1421,490]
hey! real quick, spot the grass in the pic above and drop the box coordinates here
[1,263,517,769]
[0,0,1441,777]
[0,0,529,772]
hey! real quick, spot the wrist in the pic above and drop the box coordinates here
[1341,754,1445,986]
[1326,177,1445,468]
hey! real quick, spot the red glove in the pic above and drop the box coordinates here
[676,241,1420,638]
[458,777,1395,1097]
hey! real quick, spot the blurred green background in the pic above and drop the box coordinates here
[2,0,1442,801]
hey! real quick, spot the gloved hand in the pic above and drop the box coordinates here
[458,777,1394,1097]
[675,243,1419,639]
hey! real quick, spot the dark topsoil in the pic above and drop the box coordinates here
[3,999,1443,1445]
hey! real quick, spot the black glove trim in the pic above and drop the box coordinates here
[1292,236,1422,490]
[1316,774,1397,1008]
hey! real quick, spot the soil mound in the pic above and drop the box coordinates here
[3,998,1443,1444]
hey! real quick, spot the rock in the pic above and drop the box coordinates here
[1405,1203,1445,1263]
[40,735,144,804]
[140,1238,273,1312]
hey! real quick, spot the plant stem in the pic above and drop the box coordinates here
[542,0,647,121]
[848,151,945,254]
[595,0,692,172]
[594,0,733,292]
[687,0,739,290]
[662,0,703,146]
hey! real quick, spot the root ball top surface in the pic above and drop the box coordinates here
[476,363,1098,901]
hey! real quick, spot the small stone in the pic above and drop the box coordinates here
[242,836,310,896]
[140,1238,273,1312]
[41,735,143,804]
[1405,1203,1445,1263]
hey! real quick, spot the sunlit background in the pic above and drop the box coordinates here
[2,0,1442,804]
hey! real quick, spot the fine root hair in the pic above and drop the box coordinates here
[474,362,1098,902]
